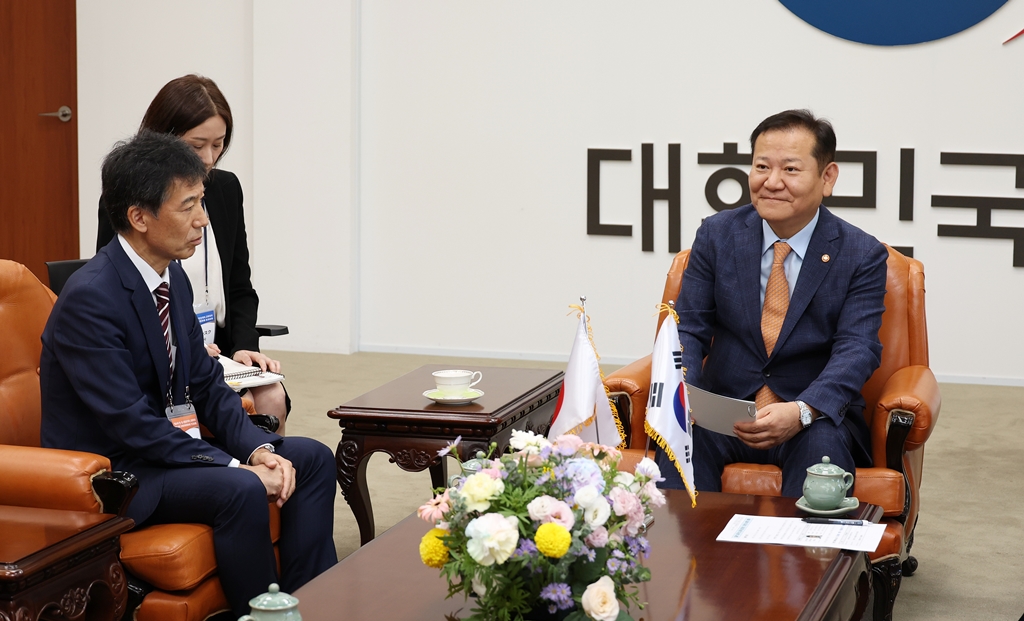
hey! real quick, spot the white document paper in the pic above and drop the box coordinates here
[716,514,886,553]
[685,383,757,437]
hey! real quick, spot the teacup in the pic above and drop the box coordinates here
[802,456,854,511]
[432,369,483,396]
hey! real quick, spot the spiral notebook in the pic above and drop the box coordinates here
[217,355,285,392]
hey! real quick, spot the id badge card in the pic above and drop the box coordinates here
[194,299,215,346]
[166,402,201,439]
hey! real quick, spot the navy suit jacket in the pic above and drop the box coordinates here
[676,204,887,464]
[40,238,279,524]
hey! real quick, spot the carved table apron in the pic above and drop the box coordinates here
[328,365,563,546]
[0,505,133,621]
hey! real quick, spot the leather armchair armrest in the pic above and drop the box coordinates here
[605,355,652,449]
[852,467,906,516]
[0,445,110,512]
[872,365,941,452]
[605,354,653,395]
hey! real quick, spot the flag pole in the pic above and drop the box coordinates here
[580,295,601,446]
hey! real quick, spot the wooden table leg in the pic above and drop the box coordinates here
[335,436,375,546]
[428,458,448,492]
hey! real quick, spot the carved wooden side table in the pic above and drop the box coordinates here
[328,365,563,545]
[0,505,133,621]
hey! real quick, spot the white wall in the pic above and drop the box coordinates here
[77,0,357,354]
[251,1,357,354]
[77,0,254,251]
[78,1,1024,384]
[357,1,1024,384]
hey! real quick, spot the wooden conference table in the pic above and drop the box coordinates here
[296,491,880,621]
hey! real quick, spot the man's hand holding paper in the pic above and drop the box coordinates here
[734,401,803,449]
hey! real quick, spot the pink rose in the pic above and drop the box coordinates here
[479,467,503,479]
[527,496,575,530]
[546,500,576,530]
[608,487,645,536]
[585,526,609,548]
[641,481,666,507]
[553,434,584,456]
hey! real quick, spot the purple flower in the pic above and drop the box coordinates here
[625,535,651,559]
[607,557,625,575]
[513,539,538,558]
[540,582,574,610]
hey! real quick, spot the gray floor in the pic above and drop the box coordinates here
[272,350,1024,621]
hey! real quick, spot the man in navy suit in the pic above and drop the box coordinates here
[657,110,888,497]
[40,131,337,617]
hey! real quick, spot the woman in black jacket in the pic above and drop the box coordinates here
[97,75,289,433]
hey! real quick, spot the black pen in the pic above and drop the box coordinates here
[802,517,866,526]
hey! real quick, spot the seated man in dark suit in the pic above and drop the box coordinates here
[39,130,337,617]
[657,110,888,497]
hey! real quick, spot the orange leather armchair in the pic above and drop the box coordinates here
[605,246,940,621]
[0,260,280,621]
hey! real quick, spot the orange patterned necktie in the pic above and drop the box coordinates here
[755,242,791,409]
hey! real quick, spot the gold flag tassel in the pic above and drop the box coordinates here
[655,301,680,325]
[566,304,628,450]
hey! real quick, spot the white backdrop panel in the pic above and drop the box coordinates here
[359,1,1024,383]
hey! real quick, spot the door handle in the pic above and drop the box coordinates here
[39,106,73,122]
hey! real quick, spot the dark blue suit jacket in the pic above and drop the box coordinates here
[676,204,887,463]
[40,238,279,524]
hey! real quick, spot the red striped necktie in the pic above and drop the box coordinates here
[154,282,173,372]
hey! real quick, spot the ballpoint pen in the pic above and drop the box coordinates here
[802,517,866,526]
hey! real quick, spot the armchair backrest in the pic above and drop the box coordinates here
[653,245,928,436]
[0,260,57,447]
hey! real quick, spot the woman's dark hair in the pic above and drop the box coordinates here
[140,75,233,161]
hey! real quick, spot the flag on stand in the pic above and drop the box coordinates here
[547,307,624,448]
[644,305,697,506]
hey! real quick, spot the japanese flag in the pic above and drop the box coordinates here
[548,312,622,447]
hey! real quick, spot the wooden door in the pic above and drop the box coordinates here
[0,0,79,283]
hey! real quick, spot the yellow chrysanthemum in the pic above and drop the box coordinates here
[534,522,571,558]
[419,528,450,568]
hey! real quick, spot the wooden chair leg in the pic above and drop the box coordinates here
[871,557,902,621]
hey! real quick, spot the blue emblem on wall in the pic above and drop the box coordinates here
[780,0,1010,46]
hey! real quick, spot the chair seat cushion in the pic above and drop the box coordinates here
[121,524,219,591]
[868,520,904,563]
[120,504,281,591]
[135,575,229,621]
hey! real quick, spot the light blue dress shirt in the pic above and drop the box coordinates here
[759,208,820,307]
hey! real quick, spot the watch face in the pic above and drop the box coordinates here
[798,402,812,426]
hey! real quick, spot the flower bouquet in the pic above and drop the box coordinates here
[418,430,665,621]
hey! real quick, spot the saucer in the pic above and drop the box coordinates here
[423,388,484,405]
[796,495,860,516]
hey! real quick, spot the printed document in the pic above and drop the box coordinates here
[716,514,886,552]
[685,383,757,437]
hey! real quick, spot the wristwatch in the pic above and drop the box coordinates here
[796,400,814,428]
